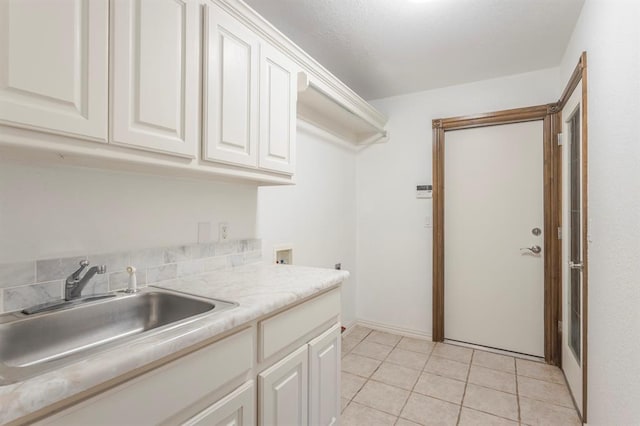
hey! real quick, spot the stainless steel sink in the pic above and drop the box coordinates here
[0,287,237,385]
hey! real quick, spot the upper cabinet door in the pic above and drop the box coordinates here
[111,0,198,158]
[203,3,259,168]
[0,0,108,141]
[259,43,297,175]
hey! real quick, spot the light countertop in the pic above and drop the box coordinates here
[0,263,349,424]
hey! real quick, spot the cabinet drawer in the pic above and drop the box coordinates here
[259,289,340,361]
[37,328,254,426]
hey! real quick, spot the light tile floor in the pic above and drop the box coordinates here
[341,326,581,426]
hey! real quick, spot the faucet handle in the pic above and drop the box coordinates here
[97,265,107,274]
[69,260,90,282]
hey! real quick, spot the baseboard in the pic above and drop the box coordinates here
[349,318,432,341]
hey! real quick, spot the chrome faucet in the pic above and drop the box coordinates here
[65,260,107,301]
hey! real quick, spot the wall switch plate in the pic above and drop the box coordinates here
[197,222,211,243]
[219,222,229,241]
[425,215,432,228]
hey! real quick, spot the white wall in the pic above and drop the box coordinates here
[356,67,561,336]
[559,1,640,423]
[0,163,257,262]
[257,123,358,325]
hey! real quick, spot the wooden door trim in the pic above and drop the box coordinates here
[556,52,588,423]
[432,104,560,364]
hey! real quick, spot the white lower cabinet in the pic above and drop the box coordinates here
[34,289,342,426]
[259,344,310,426]
[183,380,255,426]
[308,325,341,426]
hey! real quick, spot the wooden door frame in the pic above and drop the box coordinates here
[556,52,589,423]
[432,104,561,364]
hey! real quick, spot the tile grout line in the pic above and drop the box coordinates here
[341,327,372,414]
[394,340,437,425]
[353,332,407,420]
[455,349,475,426]
[515,358,522,425]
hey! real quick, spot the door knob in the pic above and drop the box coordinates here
[520,245,542,254]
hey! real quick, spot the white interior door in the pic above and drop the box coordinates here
[561,83,584,417]
[444,121,545,357]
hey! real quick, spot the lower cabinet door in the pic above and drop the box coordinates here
[308,324,341,426]
[259,344,309,426]
[183,381,255,426]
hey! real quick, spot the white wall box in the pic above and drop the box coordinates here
[0,0,108,141]
[110,0,199,158]
[203,2,260,167]
[259,344,310,426]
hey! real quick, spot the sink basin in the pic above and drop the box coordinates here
[0,287,237,385]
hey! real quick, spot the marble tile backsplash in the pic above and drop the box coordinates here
[0,239,262,313]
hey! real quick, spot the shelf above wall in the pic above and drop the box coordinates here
[297,72,389,146]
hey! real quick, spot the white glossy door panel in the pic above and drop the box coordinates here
[111,0,198,157]
[259,43,296,174]
[203,4,259,167]
[308,324,340,426]
[0,0,108,140]
[259,345,309,426]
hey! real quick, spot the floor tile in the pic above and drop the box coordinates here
[519,396,581,426]
[352,340,394,360]
[413,372,466,404]
[516,358,565,384]
[341,397,350,413]
[397,337,436,354]
[395,418,422,426]
[432,343,473,364]
[386,347,429,371]
[342,353,382,378]
[346,325,373,341]
[458,407,518,426]
[400,393,460,426]
[353,380,410,416]
[366,330,403,346]
[342,401,397,426]
[468,365,516,394]
[472,350,516,374]
[342,372,367,399]
[462,383,519,421]
[372,362,421,390]
[517,376,574,408]
[342,336,362,355]
[424,356,469,381]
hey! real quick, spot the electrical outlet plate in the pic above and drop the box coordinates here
[219,222,229,241]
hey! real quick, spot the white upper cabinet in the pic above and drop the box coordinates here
[0,0,108,141]
[203,3,260,168]
[259,43,297,175]
[111,0,198,158]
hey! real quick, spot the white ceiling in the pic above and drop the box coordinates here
[243,0,585,100]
